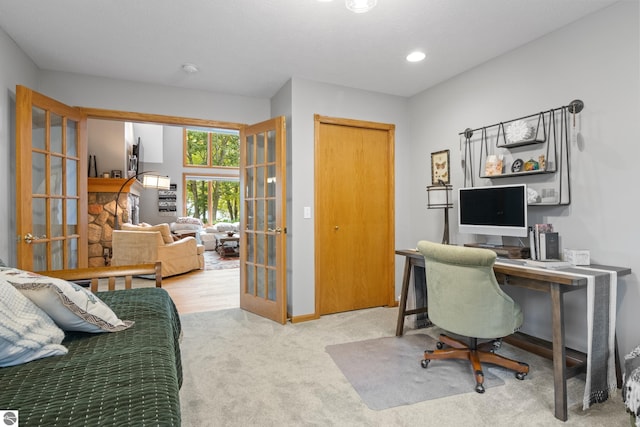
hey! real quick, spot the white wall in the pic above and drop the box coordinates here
[407,1,639,355]
[38,71,270,125]
[0,27,39,266]
[270,79,294,315]
[87,119,127,175]
[287,78,410,316]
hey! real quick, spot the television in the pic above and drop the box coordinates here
[458,184,528,237]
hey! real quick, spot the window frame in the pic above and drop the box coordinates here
[183,127,240,168]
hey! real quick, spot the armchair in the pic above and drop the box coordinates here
[111,223,204,278]
[416,240,529,393]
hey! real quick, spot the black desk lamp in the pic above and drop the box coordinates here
[114,171,170,230]
[426,180,453,244]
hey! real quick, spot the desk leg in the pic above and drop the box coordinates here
[413,266,430,328]
[395,258,412,336]
[551,283,568,421]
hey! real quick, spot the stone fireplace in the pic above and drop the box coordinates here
[87,178,142,267]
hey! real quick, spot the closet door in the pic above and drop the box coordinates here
[315,115,395,315]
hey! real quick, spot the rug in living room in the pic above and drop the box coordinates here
[325,333,505,410]
[203,250,240,270]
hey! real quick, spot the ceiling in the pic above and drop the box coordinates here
[0,0,621,99]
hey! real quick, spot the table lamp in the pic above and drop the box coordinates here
[114,171,171,230]
[426,181,453,244]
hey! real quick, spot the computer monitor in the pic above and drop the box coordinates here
[458,184,528,237]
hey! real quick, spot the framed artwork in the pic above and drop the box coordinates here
[430,149,450,184]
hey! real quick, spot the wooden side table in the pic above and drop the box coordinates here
[215,234,240,257]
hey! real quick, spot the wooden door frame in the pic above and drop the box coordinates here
[313,114,396,316]
[76,108,245,267]
[77,107,245,131]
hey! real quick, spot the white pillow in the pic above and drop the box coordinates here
[1,268,134,333]
[171,222,202,232]
[0,279,68,367]
[215,222,234,232]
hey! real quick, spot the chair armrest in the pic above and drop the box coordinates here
[112,230,164,266]
[158,236,198,259]
[40,262,162,292]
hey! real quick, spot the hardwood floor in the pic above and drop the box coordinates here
[162,268,239,314]
[106,267,240,315]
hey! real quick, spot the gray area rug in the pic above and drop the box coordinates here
[326,333,504,410]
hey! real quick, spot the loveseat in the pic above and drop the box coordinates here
[0,263,182,426]
[112,222,204,277]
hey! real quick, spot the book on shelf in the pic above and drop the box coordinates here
[539,232,559,260]
[530,223,555,260]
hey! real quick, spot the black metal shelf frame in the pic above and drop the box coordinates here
[459,100,583,206]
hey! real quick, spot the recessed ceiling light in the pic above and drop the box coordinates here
[406,51,426,63]
[346,0,377,13]
[182,63,199,74]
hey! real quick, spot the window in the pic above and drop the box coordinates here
[185,177,239,225]
[184,127,240,223]
[184,128,239,167]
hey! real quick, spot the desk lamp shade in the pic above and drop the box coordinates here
[426,184,453,244]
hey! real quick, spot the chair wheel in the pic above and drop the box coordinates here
[421,359,430,369]
[515,372,527,380]
[436,341,444,349]
[475,383,485,393]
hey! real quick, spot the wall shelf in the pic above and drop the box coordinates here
[480,169,554,180]
[460,99,583,206]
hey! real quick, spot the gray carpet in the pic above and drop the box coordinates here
[326,334,504,410]
[178,307,628,427]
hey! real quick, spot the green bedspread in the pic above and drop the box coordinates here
[0,287,182,426]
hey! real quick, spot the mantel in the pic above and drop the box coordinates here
[88,178,143,196]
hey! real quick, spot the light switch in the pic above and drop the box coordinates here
[303,207,311,219]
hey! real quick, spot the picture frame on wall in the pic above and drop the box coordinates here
[431,149,450,184]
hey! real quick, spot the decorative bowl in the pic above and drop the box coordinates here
[226,231,235,237]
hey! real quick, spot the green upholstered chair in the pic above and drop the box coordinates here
[416,240,529,393]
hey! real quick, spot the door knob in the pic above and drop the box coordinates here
[267,227,283,234]
[24,233,46,244]
[334,226,339,230]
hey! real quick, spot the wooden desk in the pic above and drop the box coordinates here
[395,248,631,421]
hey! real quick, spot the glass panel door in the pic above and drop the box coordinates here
[239,117,287,324]
[16,86,87,271]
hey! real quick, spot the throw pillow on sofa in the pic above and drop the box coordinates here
[121,222,174,244]
[0,279,68,367]
[0,267,134,333]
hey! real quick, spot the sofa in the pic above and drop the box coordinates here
[112,223,204,277]
[170,216,205,240]
[0,263,182,426]
[200,222,241,252]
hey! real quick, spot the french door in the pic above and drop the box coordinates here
[15,86,87,271]
[239,117,287,324]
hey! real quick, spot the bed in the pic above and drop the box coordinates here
[0,263,182,426]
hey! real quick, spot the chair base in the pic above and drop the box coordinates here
[422,334,529,393]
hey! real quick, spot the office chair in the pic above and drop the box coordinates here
[416,240,529,393]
